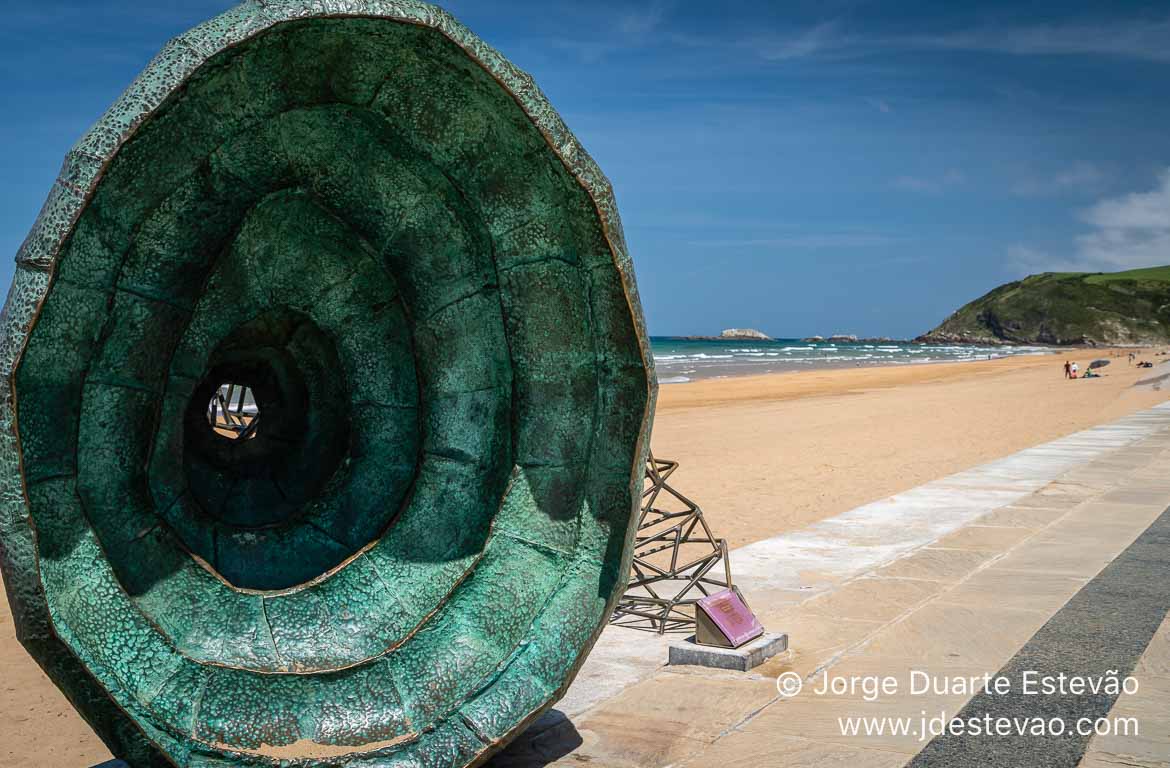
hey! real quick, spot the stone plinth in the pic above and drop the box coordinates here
[668,632,788,672]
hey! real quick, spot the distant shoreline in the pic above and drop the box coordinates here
[672,335,912,344]
[649,336,1064,384]
[660,335,1164,348]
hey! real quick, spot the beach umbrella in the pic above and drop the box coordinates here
[1090,359,1111,369]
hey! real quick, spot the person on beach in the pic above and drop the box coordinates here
[1070,362,1079,378]
[1064,360,1072,379]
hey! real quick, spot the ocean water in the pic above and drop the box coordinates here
[650,338,1055,384]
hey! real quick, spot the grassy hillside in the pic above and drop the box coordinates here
[918,266,1170,346]
[1083,265,1170,284]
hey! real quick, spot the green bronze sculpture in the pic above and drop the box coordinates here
[0,2,654,765]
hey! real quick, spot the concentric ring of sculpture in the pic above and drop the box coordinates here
[0,3,655,766]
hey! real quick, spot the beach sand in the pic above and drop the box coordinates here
[652,349,1170,549]
[1,348,1167,765]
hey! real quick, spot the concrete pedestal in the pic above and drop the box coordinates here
[668,632,788,671]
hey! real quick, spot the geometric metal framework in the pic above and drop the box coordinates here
[206,383,260,440]
[611,454,732,634]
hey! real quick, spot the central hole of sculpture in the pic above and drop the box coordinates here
[207,383,260,441]
[180,309,352,536]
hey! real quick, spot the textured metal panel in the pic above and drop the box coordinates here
[0,4,655,766]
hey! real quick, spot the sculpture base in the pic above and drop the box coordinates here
[668,632,788,672]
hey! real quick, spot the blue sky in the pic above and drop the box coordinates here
[2,1,1169,338]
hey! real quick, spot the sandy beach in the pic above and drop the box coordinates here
[652,349,1170,549]
[2,349,1168,766]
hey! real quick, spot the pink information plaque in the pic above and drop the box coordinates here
[696,588,764,648]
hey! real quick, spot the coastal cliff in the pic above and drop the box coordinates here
[918,265,1170,346]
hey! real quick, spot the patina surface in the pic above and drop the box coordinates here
[0,2,654,766]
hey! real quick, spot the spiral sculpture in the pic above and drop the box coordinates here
[0,3,654,766]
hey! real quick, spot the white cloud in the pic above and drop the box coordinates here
[1011,163,1108,198]
[688,232,898,249]
[1007,245,1077,274]
[1009,168,1170,274]
[1084,172,1170,231]
[619,1,670,38]
[1076,169,1170,270]
[744,16,1170,63]
[909,17,1170,63]
[893,168,965,194]
[753,21,849,61]
[548,1,673,62]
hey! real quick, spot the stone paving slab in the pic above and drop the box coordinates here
[678,732,909,768]
[491,402,1170,767]
[909,502,1170,767]
[572,671,778,767]
[669,633,789,672]
[1079,610,1170,766]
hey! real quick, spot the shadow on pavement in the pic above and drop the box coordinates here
[487,709,584,767]
[89,711,583,768]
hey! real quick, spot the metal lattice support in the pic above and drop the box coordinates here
[207,383,261,441]
[611,454,732,633]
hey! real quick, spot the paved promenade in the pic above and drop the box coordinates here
[494,402,1170,768]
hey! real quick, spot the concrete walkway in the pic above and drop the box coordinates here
[492,402,1170,767]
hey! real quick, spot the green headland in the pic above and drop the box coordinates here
[918,265,1170,346]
